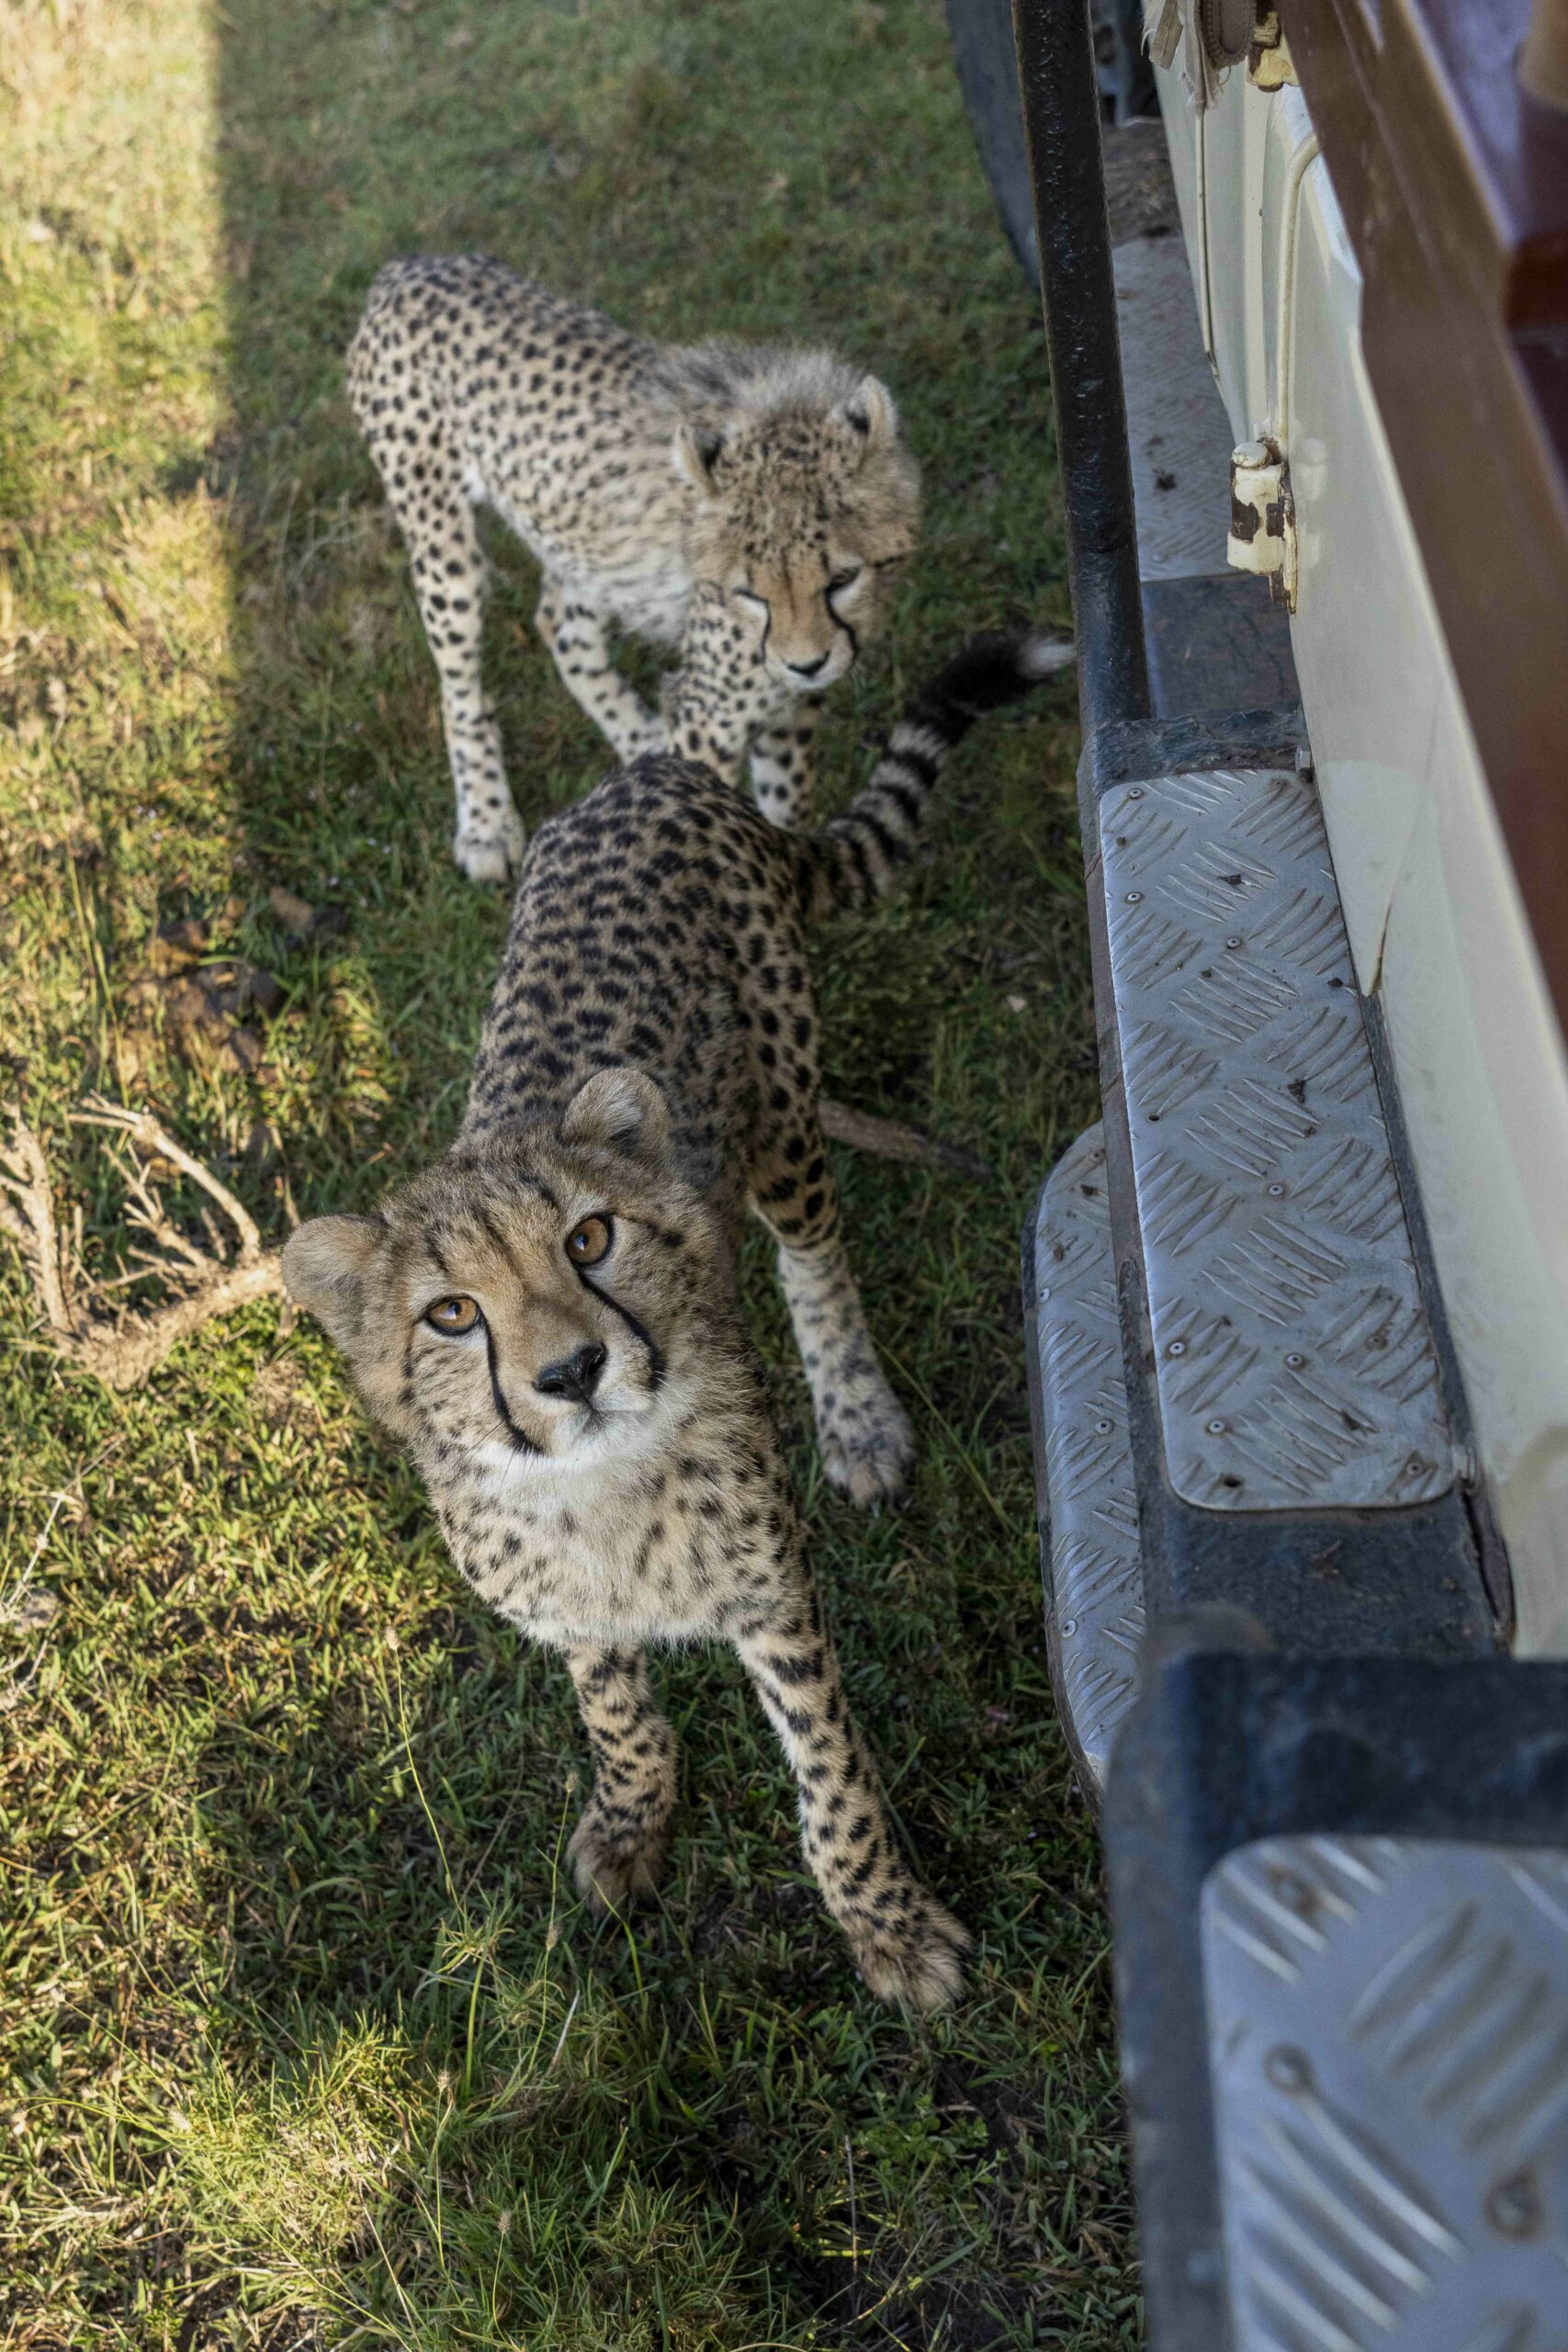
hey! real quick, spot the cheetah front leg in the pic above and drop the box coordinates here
[387,442,525,885]
[536,582,665,764]
[563,1643,679,1911]
[748,701,819,829]
[662,582,761,789]
[734,1576,968,2010]
[750,1124,916,1508]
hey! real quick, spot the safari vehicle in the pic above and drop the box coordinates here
[952,0,1568,2341]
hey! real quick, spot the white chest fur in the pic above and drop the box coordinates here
[426,1382,732,1650]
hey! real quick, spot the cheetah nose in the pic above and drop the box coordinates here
[784,650,829,679]
[535,1341,607,1403]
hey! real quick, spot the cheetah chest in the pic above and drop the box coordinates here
[437,1436,763,1650]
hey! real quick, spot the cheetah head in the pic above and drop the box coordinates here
[282,1070,729,1476]
[672,369,919,695]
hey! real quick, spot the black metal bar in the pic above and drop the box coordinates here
[1010,0,1151,734]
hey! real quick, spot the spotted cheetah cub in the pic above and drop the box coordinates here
[348,254,920,880]
[282,628,1071,2007]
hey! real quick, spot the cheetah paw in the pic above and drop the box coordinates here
[567,1808,669,1915]
[454,807,525,886]
[818,1385,917,1510]
[849,1894,971,2014]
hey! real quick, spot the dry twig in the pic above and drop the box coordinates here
[0,1097,285,1391]
[0,1091,982,1392]
[818,1096,993,1183]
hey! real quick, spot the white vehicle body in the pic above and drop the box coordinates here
[1154,55,1568,1649]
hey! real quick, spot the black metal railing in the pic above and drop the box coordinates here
[1010,0,1151,736]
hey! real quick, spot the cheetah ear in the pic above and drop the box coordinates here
[671,421,725,497]
[281,1216,381,1346]
[839,374,897,456]
[562,1068,672,1161]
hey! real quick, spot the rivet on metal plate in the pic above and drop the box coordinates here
[1264,2046,1313,2093]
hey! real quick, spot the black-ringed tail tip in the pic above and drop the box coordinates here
[804,625,1078,919]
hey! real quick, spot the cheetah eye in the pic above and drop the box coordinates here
[566,1215,613,1267]
[828,565,863,594]
[425,1295,481,1335]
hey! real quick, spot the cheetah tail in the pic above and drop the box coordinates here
[799,628,1076,923]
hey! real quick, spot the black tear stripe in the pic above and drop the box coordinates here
[483,1321,541,1453]
[577,1270,666,1393]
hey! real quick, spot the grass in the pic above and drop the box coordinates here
[0,0,1134,2342]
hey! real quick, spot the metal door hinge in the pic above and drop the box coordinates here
[1145,0,1254,109]
[1226,436,1298,608]
[1247,7,1298,88]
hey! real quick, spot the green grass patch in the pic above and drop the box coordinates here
[0,0,1133,2340]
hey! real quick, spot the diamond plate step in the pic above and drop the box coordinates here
[1072,713,1495,1657]
[1099,762,1457,1514]
[1206,1836,1568,2351]
[1027,1126,1145,1795]
[1104,1648,1568,2352]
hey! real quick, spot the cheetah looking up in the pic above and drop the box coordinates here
[282,628,1072,2007]
[348,254,920,880]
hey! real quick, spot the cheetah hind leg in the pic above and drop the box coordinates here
[738,1596,969,2011]
[564,1644,679,1911]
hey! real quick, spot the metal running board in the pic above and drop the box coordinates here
[1024,1126,1143,1796]
[1100,761,1455,1514]
[1025,719,1495,1797]
[996,0,1531,2335]
[1028,708,1516,2351]
[1111,109,1299,719]
[1077,711,1496,1661]
[1116,226,1235,584]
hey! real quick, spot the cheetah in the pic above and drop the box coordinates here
[347,254,921,880]
[282,628,1072,2007]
